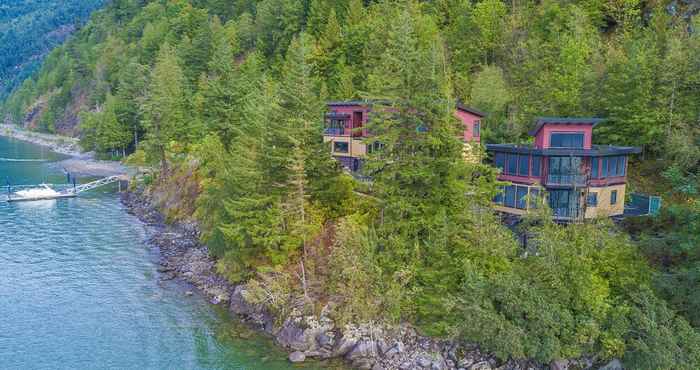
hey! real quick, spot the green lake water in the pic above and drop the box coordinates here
[0,136,337,370]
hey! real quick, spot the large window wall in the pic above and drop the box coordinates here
[493,152,541,178]
[494,184,543,210]
[550,132,584,148]
[548,156,585,185]
[548,189,582,219]
[591,156,627,178]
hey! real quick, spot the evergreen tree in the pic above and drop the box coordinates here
[141,43,190,171]
[80,94,132,155]
[115,58,148,150]
[195,17,241,145]
[364,1,490,332]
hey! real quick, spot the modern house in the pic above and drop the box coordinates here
[324,101,485,172]
[486,117,641,221]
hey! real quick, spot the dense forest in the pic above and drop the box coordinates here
[0,0,105,99]
[3,0,700,368]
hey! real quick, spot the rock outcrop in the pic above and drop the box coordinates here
[122,188,625,370]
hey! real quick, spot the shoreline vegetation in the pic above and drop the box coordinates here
[3,0,700,369]
[122,188,601,370]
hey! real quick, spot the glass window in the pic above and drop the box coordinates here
[516,186,528,209]
[473,121,481,137]
[494,152,506,170]
[550,132,584,148]
[601,157,609,178]
[611,190,618,205]
[609,156,618,177]
[493,186,504,205]
[549,189,578,218]
[549,156,583,175]
[506,154,518,175]
[560,156,571,174]
[504,185,516,208]
[518,155,530,177]
[591,158,599,178]
[333,142,349,153]
[618,156,626,176]
[549,157,560,175]
[532,156,542,177]
[549,189,569,209]
[367,141,383,154]
[587,193,598,206]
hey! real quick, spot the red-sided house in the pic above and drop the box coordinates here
[486,117,641,221]
[324,101,484,171]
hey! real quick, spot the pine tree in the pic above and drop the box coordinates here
[306,0,331,37]
[115,58,148,149]
[364,1,501,333]
[195,17,240,145]
[334,56,356,100]
[278,33,351,217]
[141,43,190,171]
[80,94,132,155]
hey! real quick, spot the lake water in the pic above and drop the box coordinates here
[0,137,335,370]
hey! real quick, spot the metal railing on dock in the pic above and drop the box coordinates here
[5,175,127,202]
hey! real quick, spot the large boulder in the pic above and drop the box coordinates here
[288,351,306,363]
[416,356,432,368]
[599,359,623,370]
[276,315,335,353]
[469,361,492,370]
[229,285,255,316]
[346,340,380,361]
[229,285,274,332]
[277,319,312,351]
[550,359,570,370]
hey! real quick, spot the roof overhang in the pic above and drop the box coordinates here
[456,103,486,117]
[486,144,641,157]
[327,100,487,117]
[528,117,605,136]
[325,112,351,119]
[327,100,371,107]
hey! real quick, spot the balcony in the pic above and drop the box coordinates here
[547,174,587,186]
[324,127,347,136]
[551,206,583,220]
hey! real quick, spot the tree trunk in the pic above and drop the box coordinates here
[160,146,168,179]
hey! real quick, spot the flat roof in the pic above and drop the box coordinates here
[456,103,486,117]
[486,143,641,157]
[528,117,605,136]
[327,100,373,107]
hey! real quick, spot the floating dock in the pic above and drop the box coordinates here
[5,175,125,202]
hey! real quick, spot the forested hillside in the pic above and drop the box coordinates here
[0,0,105,99]
[3,0,700,368]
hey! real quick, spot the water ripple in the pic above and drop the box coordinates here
[0,136,336,370]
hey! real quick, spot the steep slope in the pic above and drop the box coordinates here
[3,1,700,368]
[0,0,105,99]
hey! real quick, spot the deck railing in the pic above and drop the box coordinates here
[547,174,587,186]
[551,207,583,220]
[323,127,346,136]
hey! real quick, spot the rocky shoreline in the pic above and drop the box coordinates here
[121,189,622,370]
[0,124,131,178]
[1,123,82,157]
